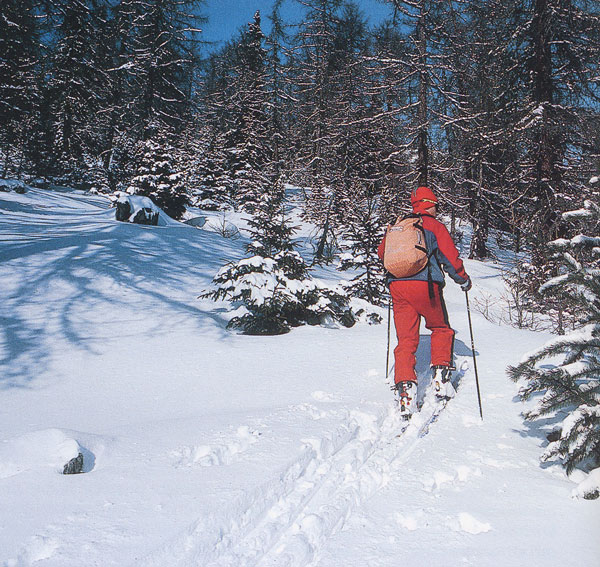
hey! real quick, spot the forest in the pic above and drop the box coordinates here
[1,0,599,301]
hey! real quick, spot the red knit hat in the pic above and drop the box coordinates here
[411,186,438,214]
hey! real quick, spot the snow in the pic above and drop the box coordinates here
[0,184,599,567]
[572,468,600,500]
[113,192,179,226]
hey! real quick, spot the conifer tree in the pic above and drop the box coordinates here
[202,184,355,335]
[339,184,386,305]
[128,0,204,138]
[43,0,109,181]
[97,0,141,191]
[225,11,271,211]
[126,136,188,219]
[0,0,41,177]
[290,0,343,229]
[506,0,600,254]
[265,0,290,182]
[198,11,271,211]
[508,190,600,492]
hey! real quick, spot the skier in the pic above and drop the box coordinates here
[378,186,472,416]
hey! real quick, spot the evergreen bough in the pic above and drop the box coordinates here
[508,197,600,492]
[203,187,355,335]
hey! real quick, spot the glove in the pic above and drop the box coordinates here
[461,277,472,292]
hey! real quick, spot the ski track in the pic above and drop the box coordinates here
[142,360,469,567]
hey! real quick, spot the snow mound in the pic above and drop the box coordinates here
[456,512,492,534]
[572,468,600,500]
[0,429,84,478]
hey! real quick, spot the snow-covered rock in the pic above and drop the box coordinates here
[114,193,160,225]
[0,429,83,478]
[0,178,27,193]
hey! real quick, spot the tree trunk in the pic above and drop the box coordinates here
[416,11,428,187]
[469,161,488,259]
[531,0,560,243]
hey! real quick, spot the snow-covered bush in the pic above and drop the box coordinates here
[207,251,354,334]
[202,186,355,335]
[508,196,600,496]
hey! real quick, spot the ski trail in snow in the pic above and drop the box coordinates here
[243,360,469,567]
[253,381,463,567]
[171,426,261,467]
[207,406,408,567]
[142,361,469,567]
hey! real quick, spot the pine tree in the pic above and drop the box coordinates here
[126,136,188,219]
[290,0,343,226]
[128,0,204,138]
[43,0,110,181]
[202,184,355,335]
[195,51,236,208]
[385,0,447,189]
[329,4,377,213]
[265,0,290,182]
[225,11,271,212]
[508,190,600,493]
[507,0,600,254]
[367,20,413,222]
[246,181,295,259]
[198,11,271,212]
[291,0,342,178]
[339,183,386,305]
[436,0,511,260]
[95,0,141,192]
[0,0,41,178]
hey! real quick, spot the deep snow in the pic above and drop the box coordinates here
[0,185,598,567]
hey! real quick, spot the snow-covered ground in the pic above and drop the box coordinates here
[0,185,598,566]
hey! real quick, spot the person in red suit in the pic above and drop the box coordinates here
[378,186,472,415]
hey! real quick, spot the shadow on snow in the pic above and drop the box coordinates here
[0,204,244,390]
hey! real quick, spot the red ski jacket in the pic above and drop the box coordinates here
[378,213,469,287]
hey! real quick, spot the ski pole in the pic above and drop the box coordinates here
[465,290,483,420]
[385,295,392,381]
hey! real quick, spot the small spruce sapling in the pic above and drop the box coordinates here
[202,184,355,334]
[338,186,387,306]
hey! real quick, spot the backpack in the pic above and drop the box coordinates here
[383,214,429,278]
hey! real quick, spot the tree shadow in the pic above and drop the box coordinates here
[0,202,244,390]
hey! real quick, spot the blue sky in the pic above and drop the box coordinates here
[201,0,394,48]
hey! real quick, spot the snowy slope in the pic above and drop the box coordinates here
[0,185,598,567]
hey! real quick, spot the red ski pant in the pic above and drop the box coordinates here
[390,280,454,384]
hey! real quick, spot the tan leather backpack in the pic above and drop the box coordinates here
[383,215,429,278]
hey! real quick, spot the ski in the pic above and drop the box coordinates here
[395,359,469,439]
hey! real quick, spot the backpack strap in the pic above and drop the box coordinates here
[413,214,428,255]
[413,214,435,299]
[414,213,435,300]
